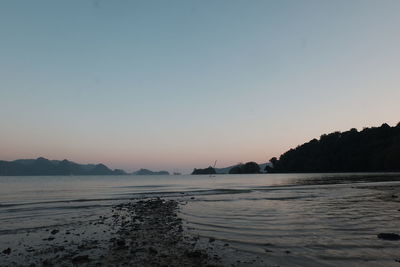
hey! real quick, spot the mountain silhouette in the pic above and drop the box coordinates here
[133,169,170,175]
[0,157,126,176]
[266,123,400,173]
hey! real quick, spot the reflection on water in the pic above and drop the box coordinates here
[180,175,400,266]
[1,173,400,266]
[292,173,400,185]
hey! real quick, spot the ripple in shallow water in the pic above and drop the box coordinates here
[180,182,400,266]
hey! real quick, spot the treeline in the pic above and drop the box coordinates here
[229,162,260,174]
[267,123,400,173]
[192,162,261,175]
[0,157,126,176]
[191,166,216,175]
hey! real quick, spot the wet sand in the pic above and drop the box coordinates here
[2,183,400,266]
[0,197,267,266]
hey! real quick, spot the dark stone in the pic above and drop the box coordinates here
[2,248,11,255]
[42,259,53,267]
[148,247,158,254]
[263,243,274,246]
[116,240,125,247]
[50,229,59,235]
[377,233,400,240]
[186,250,203,258]
[72,255,90,263]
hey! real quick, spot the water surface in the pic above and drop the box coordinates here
[1,173,400,266]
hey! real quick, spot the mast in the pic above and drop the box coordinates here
[210,160,217,178]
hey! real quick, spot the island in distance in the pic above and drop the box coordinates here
[0,158,172,176]
[192,162,269,175]
[3,123,399,176]
[132,168,170,175]
[0,157,126,176]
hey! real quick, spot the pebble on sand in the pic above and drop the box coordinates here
[377,233,400,240]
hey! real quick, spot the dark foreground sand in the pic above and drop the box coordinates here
[0,197,267,267]
[98,198,223,266]
[3,184,400,266]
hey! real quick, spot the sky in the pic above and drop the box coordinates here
[1,0,400,173]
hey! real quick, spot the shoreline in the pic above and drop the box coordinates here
[99,198,223,266]
[0,198,230,266]
[2,182,400,266]
[0,198,222,266]
[0,196,271,266]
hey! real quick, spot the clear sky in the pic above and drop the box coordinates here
[1,0,400,173]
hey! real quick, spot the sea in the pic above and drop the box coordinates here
[1,173,400,266]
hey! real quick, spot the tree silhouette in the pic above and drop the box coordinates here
[266,123,400,173]
[229,162,260,174]
[191,166,216,175]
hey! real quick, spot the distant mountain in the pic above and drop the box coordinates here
[267,123,400,173]
[133,168,169,175]
[0,157,126,176]
[229,162,261,174]
[214,165,234,174]
[215,162,271,174]
[191,166,216,175]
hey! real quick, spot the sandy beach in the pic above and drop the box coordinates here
[0,196,270,267]
[1,0,400,265]
[2,175,400,267]
[1,197,213,266]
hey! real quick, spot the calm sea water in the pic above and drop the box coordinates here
[1,173,400,266]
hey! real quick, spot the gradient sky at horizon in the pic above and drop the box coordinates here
[1,0,400,173]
